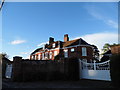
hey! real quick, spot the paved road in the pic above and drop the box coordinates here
[2,78,115,89]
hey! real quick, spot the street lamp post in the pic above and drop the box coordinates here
[0,0,5,11]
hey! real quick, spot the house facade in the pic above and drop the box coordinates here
[30,34,99,62]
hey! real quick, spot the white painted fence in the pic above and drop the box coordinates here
[79,59,111,81]
[5,64,12,78]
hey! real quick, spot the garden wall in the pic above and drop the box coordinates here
[12,56,65,81]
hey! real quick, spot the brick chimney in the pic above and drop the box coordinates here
[64,34,69,42]
[49,37,54,44]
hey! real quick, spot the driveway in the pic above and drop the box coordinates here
[2,78,115,89]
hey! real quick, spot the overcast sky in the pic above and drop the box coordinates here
[1,2,118,60]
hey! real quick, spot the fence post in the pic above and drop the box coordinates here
[93,60,96,70]
[79,59,82,79]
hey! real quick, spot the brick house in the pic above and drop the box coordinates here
[30,34,99,62]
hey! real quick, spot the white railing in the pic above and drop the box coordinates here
[79,59,111,81]
[80,60,110,70]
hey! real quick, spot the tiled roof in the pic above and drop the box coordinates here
[63,39,79,47]
[63,38,89,47]
[31,48,42,55]
[31,38,90,55]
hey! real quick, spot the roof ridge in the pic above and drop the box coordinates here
[65,38,80,42]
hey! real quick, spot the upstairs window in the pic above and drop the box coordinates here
[53,43,55,48]
[49,52,52,59]
[82,47,87,56]
[71,48,75,52]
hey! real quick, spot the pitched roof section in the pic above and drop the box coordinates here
[63,39,79,47]
[31,48,42,55]
[63,38,89,47]
[79,38,89,45]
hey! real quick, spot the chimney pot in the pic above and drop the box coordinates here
[49,37,54,44]
[64,34,69,42]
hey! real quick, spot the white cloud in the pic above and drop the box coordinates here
[74,32,118,53]
[20,52,30,55]
[37,41,49,47]
[89,11,103,20]
[106,20,118,29]
[11,40,26,45]
[85,6,118,29]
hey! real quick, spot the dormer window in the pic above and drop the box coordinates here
[53,43,55,48]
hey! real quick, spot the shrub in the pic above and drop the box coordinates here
[100,56,109,62]
[110,54,120,88]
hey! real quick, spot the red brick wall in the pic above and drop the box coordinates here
[68,46,93,61]
[30,46,94,61]
[111,45,120,54]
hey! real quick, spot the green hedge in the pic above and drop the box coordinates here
[110,54,120,88]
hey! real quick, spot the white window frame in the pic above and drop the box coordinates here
[54,51,58,56]
[64,49,68,58]
[49,52,52,59]
[31,56,33,60]
[42,53,44,60]
[45,52,48,59]
[38,54,41,60]
[53,43,55,48]
[82,47,87,56]
[71,48,75,52]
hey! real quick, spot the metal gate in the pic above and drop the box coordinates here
[79,59,111,81]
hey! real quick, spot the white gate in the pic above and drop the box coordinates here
[5,64,12,78]
[79,59,111,81]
